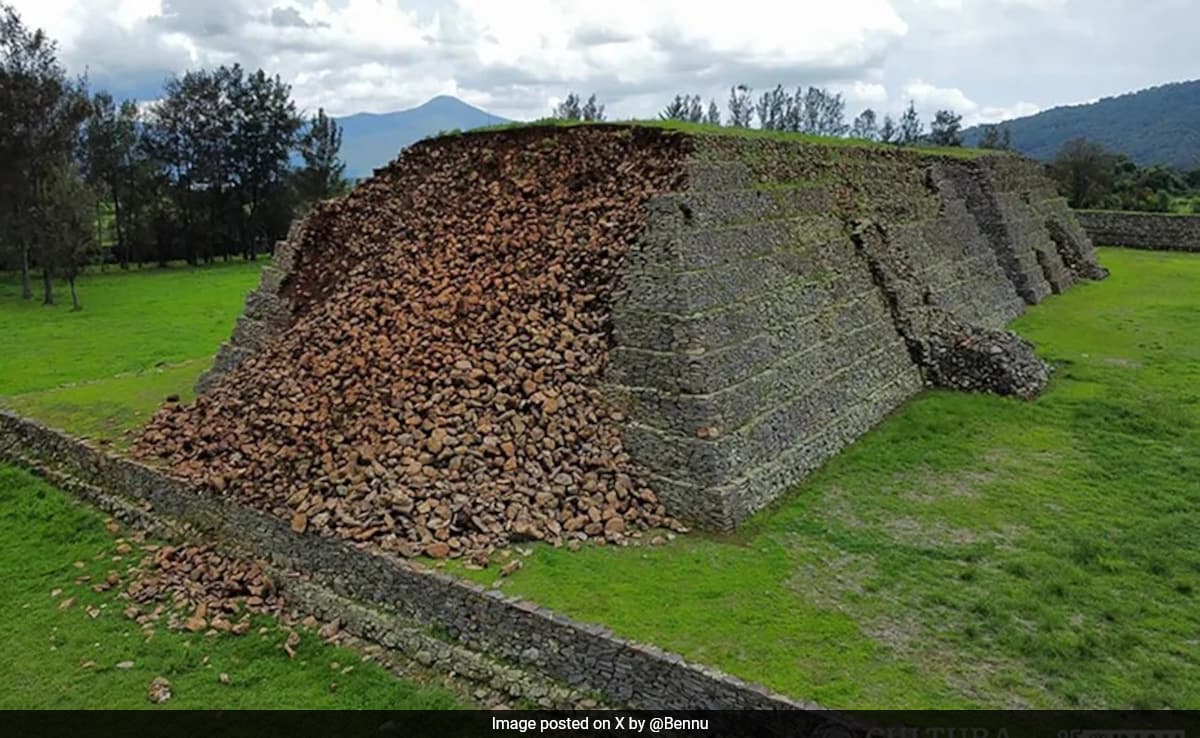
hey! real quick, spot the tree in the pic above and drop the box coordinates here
[0,4,88,300]
[581,94,605,122]
[295,107,347,207]
[755,85,787,131]
[81,91,142,267]
[850,108,879,141]
[553,92,604,121]
[793,87,847,136]
[879,114,898,144]
[143,68,224,264]
[37,163,99,309]
[816,91,847,137]
[978,123,1013,151]
[705,99,721,126]
[660,94,688,121]
[226,66,302,259]
[1048,137,1119,208]
[727,85,753,128]
[898,101,924,145]
[782,88,802,131]
[144,64,300,264]
[928,109,963,147]
[553,93,582,120]
[661,94,704,123]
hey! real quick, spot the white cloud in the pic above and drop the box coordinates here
[11,0,912,119]
[5,0,1194,127]
[900,79,1039,125]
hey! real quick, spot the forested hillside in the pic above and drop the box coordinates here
[964,80,1200,169]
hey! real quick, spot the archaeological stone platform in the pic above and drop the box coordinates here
[196,127,1107,532]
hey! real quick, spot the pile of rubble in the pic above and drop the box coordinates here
[137,127,689,563]
[924,321,1052,400]
[120,543,286,633]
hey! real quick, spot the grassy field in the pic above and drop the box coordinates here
[0,464,463,708]
[450,248,1200,709]
[0,260,263,397]
[2,248,1198,709]
[0,261,263,444]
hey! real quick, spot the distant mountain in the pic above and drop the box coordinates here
[964,80,1200,170]
[335,96,511,179]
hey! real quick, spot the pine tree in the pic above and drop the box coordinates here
[295,108,347,206]
[705,99,721,126]
[879,114,899,144]
[899,100,924,145]
[727,85,754,128]
[581,94,605,122]
[850,108,879,141]
[928,109,963,146]
[661,94,690,121]
[553,93,582,120]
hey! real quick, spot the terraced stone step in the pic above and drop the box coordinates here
[630,213,847,273]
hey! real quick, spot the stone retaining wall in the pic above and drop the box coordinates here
[1074,210,1200,251]
[0,410,817,712]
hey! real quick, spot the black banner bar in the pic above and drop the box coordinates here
[2,711,1198,738]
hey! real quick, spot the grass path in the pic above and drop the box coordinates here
[0,464,463,708]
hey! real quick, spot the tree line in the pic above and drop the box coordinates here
[0,4,348,309]
[1048,137,1200,213]
[552,85,1017,150]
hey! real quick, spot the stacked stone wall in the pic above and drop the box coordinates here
[606,141,1105,530]
[194,226,302,394]
[1075,210,1200,251]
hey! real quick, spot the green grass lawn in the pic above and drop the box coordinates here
[450,248,1200,709]
[0,464,463,708]
[0,260,263,397]
[0,261,262,440]
[3,248,1198,709]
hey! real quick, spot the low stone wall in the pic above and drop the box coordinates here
[0,410,817,712]
[1075,210,1200,252]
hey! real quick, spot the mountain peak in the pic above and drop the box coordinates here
[335,96,511,178]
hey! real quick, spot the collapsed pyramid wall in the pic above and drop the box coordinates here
[604,139,1104,530]
[164,126,1104,545]
[143,127,691,560]
[195,230,300,395]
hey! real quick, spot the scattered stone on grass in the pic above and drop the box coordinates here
[117,544,285,633]
[147,676,172,704]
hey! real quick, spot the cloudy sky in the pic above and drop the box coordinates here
[9,0,1197,124]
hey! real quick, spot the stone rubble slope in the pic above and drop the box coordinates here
[137,126,690,563]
